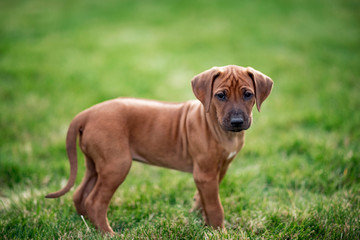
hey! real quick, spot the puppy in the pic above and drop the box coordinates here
[46,65,273,234]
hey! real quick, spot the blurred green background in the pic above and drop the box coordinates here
[0,0,359,238]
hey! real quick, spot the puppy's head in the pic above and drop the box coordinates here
[192,65,273,132]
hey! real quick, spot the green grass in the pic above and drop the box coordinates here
[1,0,359,239]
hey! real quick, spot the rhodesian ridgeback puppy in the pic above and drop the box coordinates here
[46,65,273,235]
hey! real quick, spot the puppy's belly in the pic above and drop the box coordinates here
[130,149,193,173]
[132,153,149,164]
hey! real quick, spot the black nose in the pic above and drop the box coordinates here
[230,117,244,127]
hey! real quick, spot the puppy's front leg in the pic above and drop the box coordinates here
[193,165,224,229]
[190,191,202,213]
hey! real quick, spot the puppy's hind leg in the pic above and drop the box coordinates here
[84,149,132,235]
[73,156,97,217]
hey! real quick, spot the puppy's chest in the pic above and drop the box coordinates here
[221,135,245,163]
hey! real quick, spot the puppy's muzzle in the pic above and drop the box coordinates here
[222,112,251,132]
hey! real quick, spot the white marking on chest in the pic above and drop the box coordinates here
[227,151,237,160]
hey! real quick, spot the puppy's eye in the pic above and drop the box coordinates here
[215,92,226,101]
[244,91,253,100]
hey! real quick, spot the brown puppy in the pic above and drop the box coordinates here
[46,65,273,234]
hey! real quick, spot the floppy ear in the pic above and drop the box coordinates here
[247,67,274,112]
[191,67,222,112]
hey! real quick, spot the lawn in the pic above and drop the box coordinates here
[1,0,359,239]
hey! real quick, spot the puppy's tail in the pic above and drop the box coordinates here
[45,114,84,198]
